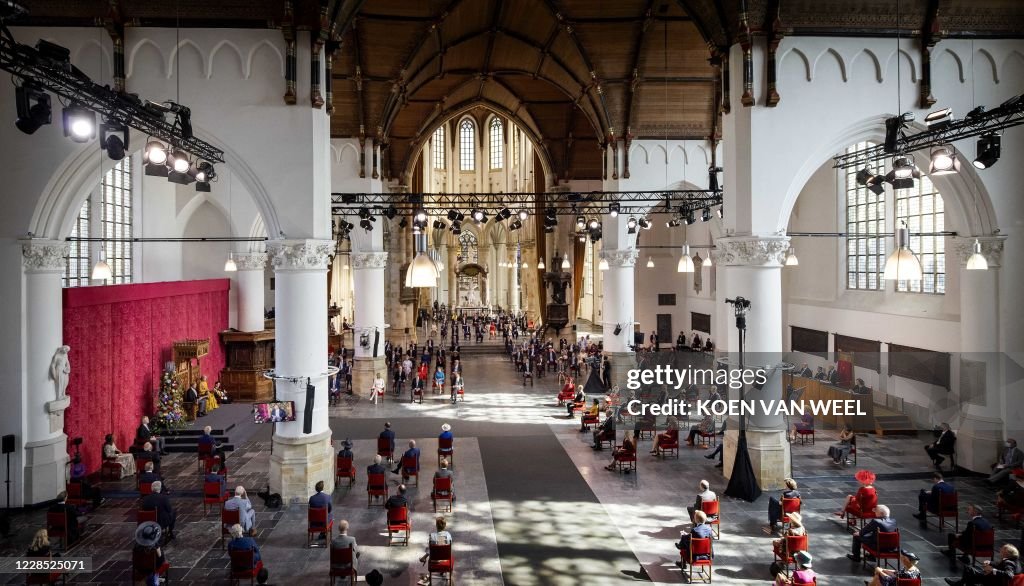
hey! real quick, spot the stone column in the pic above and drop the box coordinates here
[521,242,538,318]
[351,251,388,396]
[511,256,521,313]
[437,244,449,310]
[954,236,1005,472]
[447,246,458,307]
[496,242,507,309]
[21,240,70,505]
[234,252,268,332]
[601,248,638,390]
[717,235,792,490]
[267,239,335,501]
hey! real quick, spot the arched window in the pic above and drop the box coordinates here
[844,141,885,291]
[459,118,475,171]
[895,174,945,294]
[64,157,134,286]
[489,117,504,169]
[458,231,478,263]
[64,200,90,287]
[432,125,445,170]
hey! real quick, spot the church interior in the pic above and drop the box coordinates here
[1,0,1023,584]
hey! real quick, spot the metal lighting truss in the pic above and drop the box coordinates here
[0,15,225,163]
[832,95,1024,169]
[330,190,723,216]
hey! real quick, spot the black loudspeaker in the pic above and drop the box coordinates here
[1,435,13,454]
[303,381,314,435]
[613,324,622,336]
[373,330,380,357]
[633,332,645,346]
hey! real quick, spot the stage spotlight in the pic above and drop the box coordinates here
[701,207,712,222]
[62,103,95,142]
[928,145,959,175]
[360,218,374,231]
[384,205,398,220]
[498,207,512,220]
[684,211,696,225]
[883,112,913,153]
[666,219,680,228]
[509,219,523,231]
[447,209,459,221]
[626,216,637,230]
[637,217,651,230]
[973,133,1001,169]
[716,207,723,219]
[924,107,954,130]
[891,156,915,179]
[609,202,620,217]
[518,210,529,221]
[856,168,873,186]
[14,84,51,134]
[964,105,986,119]
[169,150,191,173]
[194,161,215,192]
[575,215,586,231]
[451,224,462,235]
[865,177,885,195]
[588,218,599,230]
[472,208,486,222]
[100,122,129,160]
[358,206,371,219]
[544,225,555,233]
[415,210,428,223]
[398,217,408,228]
[578,234,586,242]
[433,219,447,230]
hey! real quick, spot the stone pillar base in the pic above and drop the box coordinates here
[956,413,1003,473]
[604,351,636,392]
[723,428,791,491]
[269,430,334,503]
[24,434,69,505]
[352,356,386,398]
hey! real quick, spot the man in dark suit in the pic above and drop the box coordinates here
[945,504,994,564]
[987,439,1024,486]
[139,461,163,488]
[184,384,206,416]
[140,481,176,540]
[269,404,287,422]
[136,416,167,454]
[926,423,957,469]
[827,365,839,385]
[914,471,955,525]
[392,440,420,476]
[49,491,81,543]
[309,480,332,540]
[799,363,813,378]
[675,510,714,570]
[379,422,396,455]
[814,366,826,381]
[384,484,408,511]
[945,543,1020,585]
[140,441,161,475]
[847,505,897,562]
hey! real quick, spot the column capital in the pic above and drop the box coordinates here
[717,235,790,267]
[600,248,638,267]
[267,239,334,271]
[351,251,389,269]
[233,252,268,271]
[22,240,69,273]
[954,235,1005,269]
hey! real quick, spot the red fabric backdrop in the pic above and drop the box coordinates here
[63,279,229,473]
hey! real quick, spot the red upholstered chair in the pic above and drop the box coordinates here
[795,427,815,445]
[657,430,680,458]
[367,472,388,506]
[781,497,802,530]
[132,546,170,584]
[997,497,1024,527]
[25,570,65,585]
[697,430,716,448]
[957,527,995,565]
[862,530,901,571]
[386,506,411,546]
[203,481,227,515]
[932,491,959,532]
[65,483,88,508]
[376,438,394,463]
[197,442,215,473]
[427,544,454,584]
[557,381,576,405]
[221,507,240,549]
[596,429,617,450]
[139,481,154,496]
[228,549,263,585]
[773,534,808,576]
[846,492,878,532]
[792,577,816,586]
[581,411,600,430]
[137,508,158,526]
[1011,575,1024,586]
[46,511,69,550]
[100,457,123,480]
[897,579,921,586]
[335,456,356,486]
[432,477,454,513]
[135,456,153,476]
[307,507,334,547]
[700,500,721,539]
[612,445,637,473]
[204,457,228,483]
[400,455,419,485]
[328,545,357,585]
[683,537,713,583]
[437,437,454,467]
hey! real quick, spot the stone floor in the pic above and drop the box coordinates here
[0,352,1020,585]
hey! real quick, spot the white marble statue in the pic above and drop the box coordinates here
[49,345,71,400]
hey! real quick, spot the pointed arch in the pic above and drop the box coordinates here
[245,39,285,79]
[936,47,966,83]
[976,48,999,83]
[849,48,883,83]
[488,115,504,170]
[459,116,477,172]
[779,46,812,82]
[883,48,919,83]
[999,50,1024,85]
[126,38,165,80]
[73,39,113,80]
[632,143,652,165]
[167,38,207,79]
[209,40,246,79]
[812,48,848,82]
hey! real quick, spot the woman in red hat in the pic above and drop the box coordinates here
[835,469,878,518]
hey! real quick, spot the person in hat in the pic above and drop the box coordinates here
[774,550,814,585]
[364,569,384,586]
[772,511,806,559]
[439,423,453,442]
[338,439,354,460]
[869,550,921,586]
[836,469,877,519]
[134,521,166,585]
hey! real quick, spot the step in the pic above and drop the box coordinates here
[875,415,917,436]
[166,443,235,454]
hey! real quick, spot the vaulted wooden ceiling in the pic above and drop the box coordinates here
[16,0,1024,181]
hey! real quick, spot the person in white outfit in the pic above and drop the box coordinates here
[370,372,385,404]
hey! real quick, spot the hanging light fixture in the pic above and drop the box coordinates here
[406,231,439,287]
[965,239,988,270]
[521,260,529,269]
[561,253,570,269]
[703,254,713,267]
[598,257,609,271]
[883,222,923,281]
[784,247,799,266]
[646,256,654,268]
[677,244,695,273]
[538,258,546,270]
[91,250,112,281]
[224,252,238,272]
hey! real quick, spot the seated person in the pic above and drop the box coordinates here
[184,383,206,417]
[432,459,455,502]
[48,491,81,543]
[675,510,714,570]
[869,550,921,586]
[813,366,827,381]
[392,440,421,476]
[69,454,103,508]
[996,475,1024,516]
[945,544,1020,586]
[418,516,453,567]
[224,486,256,535]
[139,441,161,474]
[925,423,957,469]
[685,415,715,445]
[913,471,955,525]
[651,416,679,455]
[139,461,162,488]
[213,380,231,404]
[133,522,166,584]
[137,416,167,455]
[686,480,717,523]
[379,422,396,455]
[309,480,332,540]
[798,363,813,378]
[579,399,601,431]
[227,523,262,565]
[987,438,1024,486]
[140,481,176,540]
[385,484,409,511]
[433,366,446,392]
[767,478,801,532]
[772,512,805,559]
[25,528,55,584]
[591,414,616,450]
[102,433,136,477]
[567,387,585,418]
[605,431,637,471]
[331,520,359,574]
[367,454,387,478]
[945,504,993,563]
[198,425,226,466]
[836,469,877,519]
[205,462,227,495]
[774,551,814,586]
[828,424,855,464]
[337,439,354,461]
[847,505,897,562]
[851,378,871,394]
[789,413,814,441]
